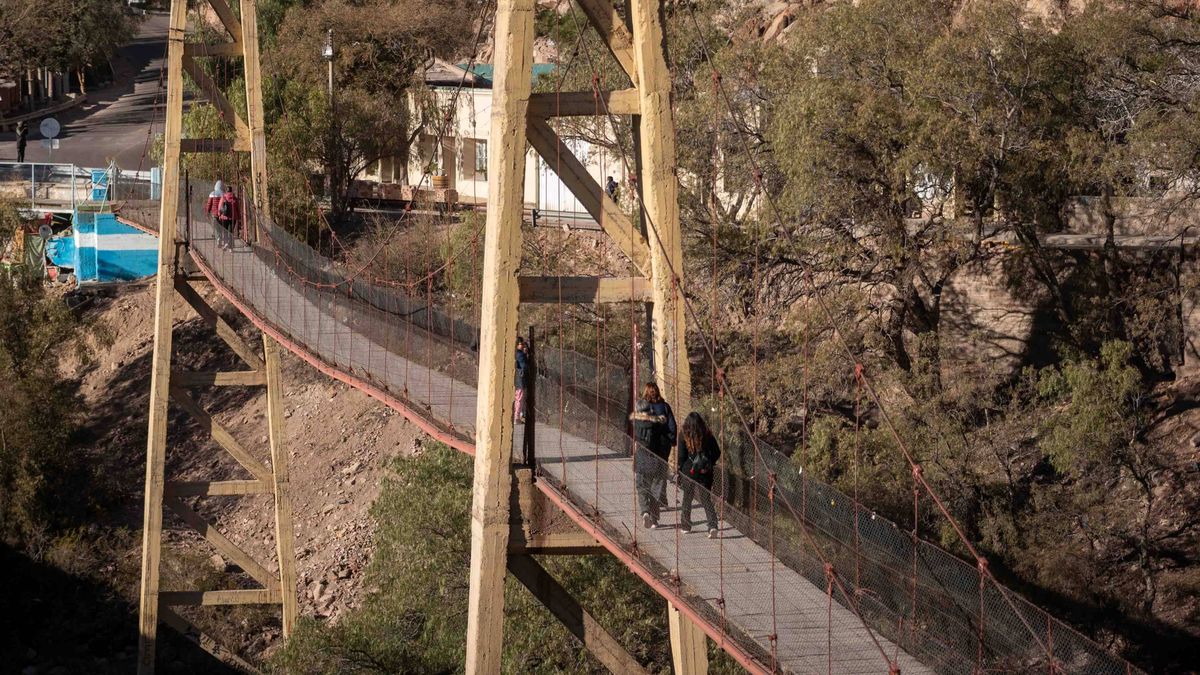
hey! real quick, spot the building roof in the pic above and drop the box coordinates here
[421,62,557,89]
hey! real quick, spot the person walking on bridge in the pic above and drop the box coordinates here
[218,183,241,248]
[205,180,230,249]
[630,382,675,529]
[677,412,721,538]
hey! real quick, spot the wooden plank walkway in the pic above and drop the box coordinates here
[187,219,931,674]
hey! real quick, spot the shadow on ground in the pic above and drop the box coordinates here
[0,543,238,674]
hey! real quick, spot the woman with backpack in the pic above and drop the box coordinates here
[204,180,229,249]
[629,382,675,529]
[677,412,721,538]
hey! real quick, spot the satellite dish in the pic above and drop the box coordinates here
[38,224,53,239]
[40,117,61,139]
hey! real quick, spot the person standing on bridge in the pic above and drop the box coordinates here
[205,180,230,249]
[514,336,529,424]
[605,175,619,203]
[16,121,28,163]
[630,382,675,529]
[677,412,721,538]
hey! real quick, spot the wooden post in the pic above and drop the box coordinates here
[138,3,295,671]
[465,0,535,670]
[263,335,298,635]
[137,2,187,671]
[669,603,710,675]
[630,0,705,669]
[630,0,691,416]
[239,0,270,240]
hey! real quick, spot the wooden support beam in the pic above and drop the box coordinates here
[138,3,188,671]
[164,496,279,589]
[168,385,272,481]
[509,531,607,555]
[576,0,639,87]
[528,89,639,117]
[180,139,235,154]
[508,468,606,554]
[184,42,242,58]
[172,370,267,387]
[180,54,251,149]
[509,555,649,675]
[158,608,260,674]
[174,279,267,371]
[160,589,282,606]
[205,0,243,43]
[669,603,709,675]
[630,0,702,670]
[239,0,272,239]
[518,276,651,304]
[630,0,692,415]
[263,335,298,636]
[526,117,652,276]
[465,0,535,670]
[164,480,272,497]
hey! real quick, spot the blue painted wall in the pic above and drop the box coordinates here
[48,211,158,283]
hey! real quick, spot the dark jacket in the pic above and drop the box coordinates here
[514,347,528,390]
[218,191,240,224]
[678,433,720,486]
[630,399,675,470]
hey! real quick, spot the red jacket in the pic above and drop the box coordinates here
[204,194,221,218]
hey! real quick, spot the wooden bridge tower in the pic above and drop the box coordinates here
[137,1,296,673]
[469,0,707,672]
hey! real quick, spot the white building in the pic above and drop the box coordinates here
[361,61,631,220]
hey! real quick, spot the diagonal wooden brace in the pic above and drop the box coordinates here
[508,555,649,674]
[180,54,251,150]
[164,495,279,589]
[526,118,652,276]
[174,279,266,371]
[575,0,639,87]
[168,384,272,481]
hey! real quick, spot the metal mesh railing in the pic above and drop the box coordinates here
[120,183,1141,674]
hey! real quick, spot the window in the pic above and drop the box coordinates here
[474,139,488,179]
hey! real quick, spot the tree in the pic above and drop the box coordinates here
[269,443,676,673]
[265,0,477,223]
[0,0,138,93]
[0,202,93,553]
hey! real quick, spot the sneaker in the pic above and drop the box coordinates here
[642,512,653,529]
[680,523,692,534]
[708,528,718,539]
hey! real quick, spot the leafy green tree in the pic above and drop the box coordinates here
[0,204,92,553]
[264,0,476,223]
[0,0,138,92]
[270,443,680,673]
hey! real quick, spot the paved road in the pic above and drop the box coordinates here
[0,12,168,170]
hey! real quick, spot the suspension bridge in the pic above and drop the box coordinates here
[125,0,1142,673]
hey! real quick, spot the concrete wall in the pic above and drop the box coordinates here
[1064,195,1200,237]
[48,210,158,283]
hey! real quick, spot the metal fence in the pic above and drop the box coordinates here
[124,184,1141,674]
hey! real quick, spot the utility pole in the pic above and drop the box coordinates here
[323,28,338,218]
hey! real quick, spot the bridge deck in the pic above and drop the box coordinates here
[186,219,930,674]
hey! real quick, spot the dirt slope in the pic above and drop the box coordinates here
[65,280,427,664]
